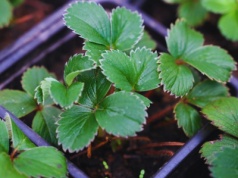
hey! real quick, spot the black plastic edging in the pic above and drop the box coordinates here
[0,106,89,178]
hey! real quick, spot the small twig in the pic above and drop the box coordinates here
[147,105,174,124]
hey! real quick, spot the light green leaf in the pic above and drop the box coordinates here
[14,147,67,178]
[84,41,108,65]
[101,48,160,92]
[64,1,111,46]
[200,135,238,164]
[78,70,111,108]
[111,7,143,50]
[57,106,99,152]
[178,1,208,26]
[50,80,84,109]
[187,80,229,108]
[21,67,54,97]
[184,46,235,82]
[158,53,194,96]
[0,0,12,28]
[131,31,157,50]
[32,106,61,146]
[5,114,35,151]
[0,120,9,153]
[64,54,96,86]
[0,90,36,118]
[174,102,202,137]
[202,97,238,138]
[202,0,237,14]
[0,152,27,178]
[96,91,147,137]
[166,20,204,58]
[218,11,238,41]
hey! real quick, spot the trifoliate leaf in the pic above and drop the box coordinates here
[0,120,9,153]
[34,77,55,106]
[64,1,111,46]
[0,90,36,118]
[0,0,12,28]
[5,114,35,151]
[0,152,27,178]
[174,102,202,137]
[101,48,160,92]
[131,31,157,50]
[78,70,111,108]
[187,80,229,108]
[21,67,54,97]
[202,97,238,138]
[202,0,237,14]
[50,80,84,109]
[111,7,143,50]
[218,11,238,41]
[84,41,108,65]
[64,54,96,86]
[32,106,61,146]
[96,91,147,137]
[178,1,208,26]
[57,106,99,152]
[184,46,235,82]
[200,135,238,164]
[158,53,194,96]
[14,147,67,178]
[166,20,204,58]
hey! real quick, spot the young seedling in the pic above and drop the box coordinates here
[202,0,238,41]
[163,0,208,26]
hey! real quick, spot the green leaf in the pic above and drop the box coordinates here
[0,120,9,153]
[163,0,184,3]
[32,106,61,145]
[0,0,12,28]
[111,7,143,50]
[166,20,204,58]
[57,106,99,152]
[0,152,27,178]
[64,1,111,46]
[21,67,54,97]
[96,91,147,137]
[184,45,235,82]
[132,31,157,50]
[14,147,67,178]
[50,80,84,109]
[202,0,237,14]
[202,97,238,138]
[218,11,238,41]
[174,102,202,137]
[101,48,160,92]
[84,41,108,65]
[200,135,238,164]
[0,90,36,118]
[64,54,96,86]
[187,80,229,108]
[9,0,24,7]
[133,93,152,108]
[178,1,208,26]
[78,70,111,108]
[158,53,194,96]
[5,114,35,151]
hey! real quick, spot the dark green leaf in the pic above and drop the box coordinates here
[9,0,24,7]
[174,102,202,137]
[96,91,147,137]
[57,106,99,152]
[187,80,229,108]
[0,90,36,118]
[14,147,67,178]
[32,106,61,145]
[0,119,9,153]
[64,1,111,46]
[64,54,96,86]
[111,7,143,50]
[202,97,238,138]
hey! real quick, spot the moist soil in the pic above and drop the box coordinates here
[1,0,238,178]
